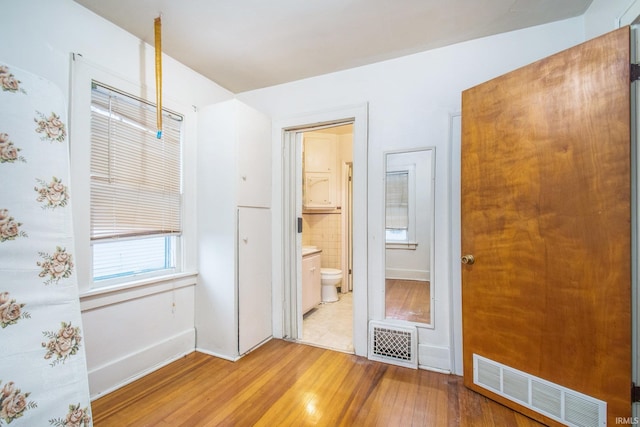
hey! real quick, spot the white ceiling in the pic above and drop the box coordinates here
[73,0,593,93]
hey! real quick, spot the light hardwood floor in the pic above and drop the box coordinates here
[92,339,545,426]
[385,279,431,324]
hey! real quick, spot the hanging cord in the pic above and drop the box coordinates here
[154,15,163,139]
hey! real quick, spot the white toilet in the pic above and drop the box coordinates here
[320,268,342,303]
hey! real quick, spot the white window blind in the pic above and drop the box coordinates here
[386,170,409,230]
[90,82,183,241]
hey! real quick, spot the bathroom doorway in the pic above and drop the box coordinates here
[299,124,354,353]
[276,103,368,357]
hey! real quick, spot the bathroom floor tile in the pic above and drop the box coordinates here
[302,292,353,353]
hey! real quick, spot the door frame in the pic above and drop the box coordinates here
[341,161,353,294]
[272,104,369,357]
[632,23,640,420]
[614,13,640,421]
[449,113,463,376]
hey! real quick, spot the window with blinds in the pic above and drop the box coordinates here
[90,82,183,282]
[385,170,409,242]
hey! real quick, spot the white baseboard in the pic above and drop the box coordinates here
[196,335,273,361]
[418,343,450,373]
[195,347,242,362]
[88,328,195,400]
[385,268,429,281]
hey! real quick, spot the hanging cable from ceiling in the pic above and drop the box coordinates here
[154,14,163,139]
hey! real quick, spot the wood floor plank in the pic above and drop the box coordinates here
[385,279,431,323]
[91,339,546,426]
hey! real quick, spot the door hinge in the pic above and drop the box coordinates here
[632,383,640,402]
[631,63,640,82]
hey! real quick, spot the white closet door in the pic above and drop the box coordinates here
[238,207,272,354]
[236,101,271,209]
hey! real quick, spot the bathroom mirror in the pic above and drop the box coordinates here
[384,148,434,326]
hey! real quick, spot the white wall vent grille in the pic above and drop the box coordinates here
[473,354,606,427]
[368,321,418,369]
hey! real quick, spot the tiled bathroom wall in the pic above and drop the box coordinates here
[302,212,342,269]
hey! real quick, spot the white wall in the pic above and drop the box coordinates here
[238,17,586,373]
[584,0,640,37]
[0,0,231,110]
[0,0,233,399]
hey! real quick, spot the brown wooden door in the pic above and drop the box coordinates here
[461,27,631,426]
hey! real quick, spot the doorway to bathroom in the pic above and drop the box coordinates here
[299,124,354,352]
[276,103,368,357]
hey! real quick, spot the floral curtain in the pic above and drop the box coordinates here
[0,63,91,426]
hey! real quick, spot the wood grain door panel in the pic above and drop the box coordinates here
[461,27,631,426]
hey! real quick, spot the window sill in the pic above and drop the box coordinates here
[80,271,198,311]
[385,242,418,250]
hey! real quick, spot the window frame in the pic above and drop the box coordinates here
[385,163,417,248]
[88,82,183,284]
[70,56,196,293]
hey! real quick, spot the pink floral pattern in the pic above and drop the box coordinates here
[34,111,66,143]
[42,321,83,367]
[1,63,91,423]
[35,177,69,210]
[37,247,74,285]
[48,403,91,427]
[0,133,25,164]
[0,209,27,242]
[0,292,30,329]
[0,66,26,94]
[0,381,37,424]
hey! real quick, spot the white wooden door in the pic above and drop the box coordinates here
[238,207,272,354]
[236,101,272,209]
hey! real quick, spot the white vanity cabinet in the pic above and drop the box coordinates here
[302,252,322,314]
[303,132,338,209]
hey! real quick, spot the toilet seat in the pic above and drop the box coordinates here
[321,268,342,277]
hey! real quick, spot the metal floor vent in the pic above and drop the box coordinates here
[473,354,606,427]
[368,321,418,369]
